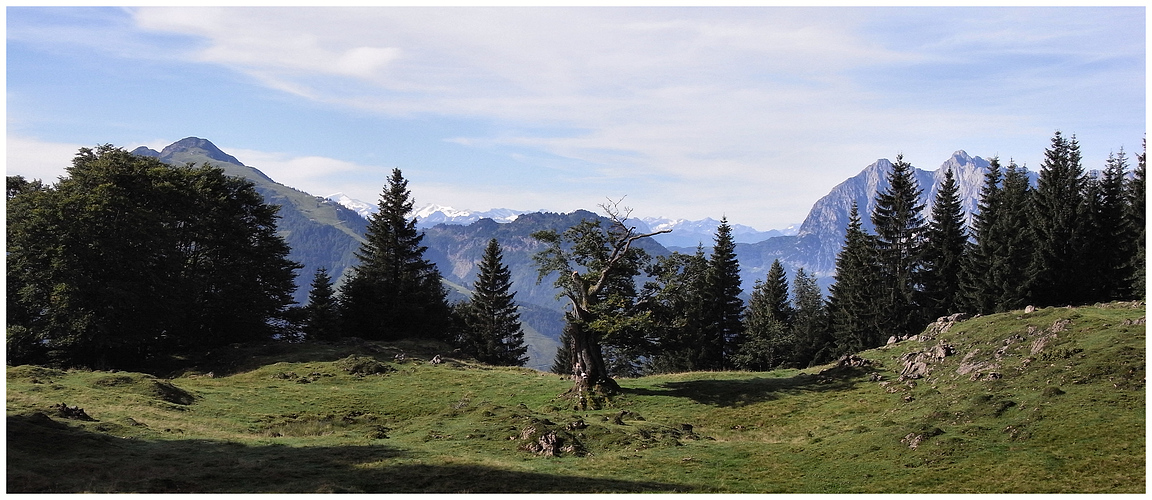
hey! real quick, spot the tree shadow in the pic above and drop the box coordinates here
[7,414,690,493]
[622,366,871,407]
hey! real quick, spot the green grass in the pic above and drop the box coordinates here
[7,302,1145,493]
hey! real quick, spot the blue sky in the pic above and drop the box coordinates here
[7,6,1145,230]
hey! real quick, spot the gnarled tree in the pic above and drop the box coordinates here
[532,200,669,398]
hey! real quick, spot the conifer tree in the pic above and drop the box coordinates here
[959,157,1003,314]
[870,154,927,338]
[1083,150,1132,301]
[990,161,1035,311]
[1126,141,1146,297]
[790,268,831,367]
[921,168,967,320]
[1027,131,1089,306]
[339,168,450,341]
[303,267,341,341]
[642,248,710,373]
[827,203,880,356]
[550,322,575,375]
[703,217,745,370]
[461,239,528,366]
[734,259,793,371]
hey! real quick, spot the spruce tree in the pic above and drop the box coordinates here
[642,248,710,373]
[990,161,1035,311]
[1083,150,1132,301]
[1126,141,1146,297]
[461,238,528,366]
[870,154,927,338]
[959,157,1003,314]
[827,203,880,356]
[703,217,745,370]
[339,168,450,341]
[1027,131,1089,306]
[921,168,967,320]
[734,259,793,371]
[551,322,575,375]
[790,268,831,367]
[303,267,341,341]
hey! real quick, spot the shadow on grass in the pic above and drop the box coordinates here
[7,414,690,493]
[622,366,870,407]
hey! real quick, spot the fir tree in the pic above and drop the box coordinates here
[790,268,831,367]
[921,168,968,320]
[1126,141,1146,297]
[990,161,1035,311]
[959,157,1004,314]
[550,322,575,375]
[827,203,880,356]
[1083,150,1132,301]
[870,154,927,338]
[303,267,341,341]
[339,168,450,341]
[734,259,793,371]
[1027,131,1089,306]
[703,217,745,370]
[461,239,528,366]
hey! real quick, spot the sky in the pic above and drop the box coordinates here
[6,6,1146,230]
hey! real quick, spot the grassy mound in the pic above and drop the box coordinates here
[6,303,1144,492]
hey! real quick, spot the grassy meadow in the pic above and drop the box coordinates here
[7,303,1145,493]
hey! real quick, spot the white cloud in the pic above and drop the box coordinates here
[6,136,85,183]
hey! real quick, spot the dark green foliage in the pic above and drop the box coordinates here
[550,322,575,375]
[733,259,794,371]
[827,203,881,356]
[1126,141,1146,296]
[789,268,830,367]
[339,169,451,341]
[921,168,968,320]
[870,154,927,338]
[1027,131,1090,306]
[643,249,715,373]
[1082,150,1133,301]
[303,268,341,341]
[459,239,529,366]
[6,145,299,371]
[702,217,744,370]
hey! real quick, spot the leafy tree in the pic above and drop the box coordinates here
[702,217,745,370]
[303,268,341,341]
[532,200,668,396]
[789,268,831,367]
[339,168,451,341]
[459,239,528,366]
[733,259,793,371]
[870,154,927,338]
[1027,131,1089,306]
[921,168,968,320]
[7,145,299,371]
[827,203,881,356]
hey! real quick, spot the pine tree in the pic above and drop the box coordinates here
[921,168,968,320]
[1126,141,1146,297]
[461,239,528,366]
[703,217,744,370]
[734,259,793,371]
[1027,131,1089,306]
[303,267,341,341]
[870,154,927,338]
[790,268,831,367]
[827,203,880,356]
[339,168,450,341]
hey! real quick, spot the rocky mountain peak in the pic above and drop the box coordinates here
[158,137,245,166]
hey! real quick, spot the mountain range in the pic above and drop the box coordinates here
[133,137,1000,370]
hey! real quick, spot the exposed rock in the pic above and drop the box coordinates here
[51,403,95,421]
[1024,305,1036,313]
[901,427,944,449]
[899,343,954,380]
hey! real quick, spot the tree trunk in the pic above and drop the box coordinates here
[567,311,619,396]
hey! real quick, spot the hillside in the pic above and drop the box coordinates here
[7,302,1144,493]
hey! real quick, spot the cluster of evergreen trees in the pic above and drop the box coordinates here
[299,168,528,367]
[546,132,1145,377]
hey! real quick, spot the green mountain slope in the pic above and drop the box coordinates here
[7,302,1143,493]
